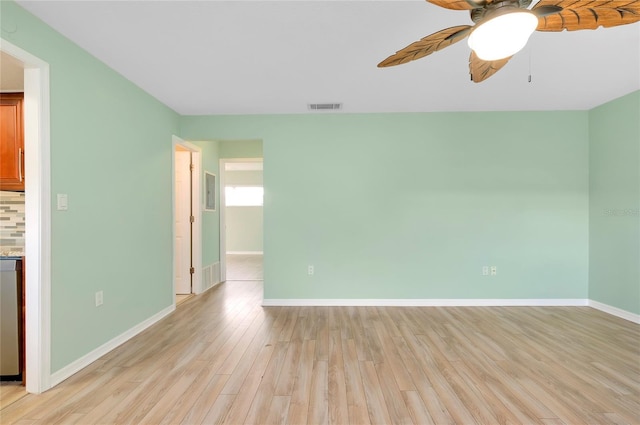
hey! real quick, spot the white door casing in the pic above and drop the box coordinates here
[172,137,202,297]
[0,38,52,393]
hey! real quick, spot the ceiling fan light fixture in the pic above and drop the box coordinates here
[468,10,538,61]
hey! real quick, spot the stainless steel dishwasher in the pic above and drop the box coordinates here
[1,258,22,380]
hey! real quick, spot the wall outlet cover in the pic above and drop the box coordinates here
[95,291,104,306]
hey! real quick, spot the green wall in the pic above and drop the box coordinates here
[226,207,264,253]
[193,141,220,268]
[2,2,180,372]
[181,112,590,300]
[219,139,263,158]
[589,91,640,315]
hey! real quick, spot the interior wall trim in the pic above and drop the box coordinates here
[588,299,640,324]
[1,37,52,394]
[263,298,639,323]
[49,305,174,388]
[172,137,202,295]
[261,298,589,307]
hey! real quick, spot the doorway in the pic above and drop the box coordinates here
[173,138,202,302]
[0,51,26,402]
[174,146,192,296]
[220,159,264,282]
[1,39,51,394]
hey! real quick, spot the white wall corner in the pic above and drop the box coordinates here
[588,300,640,324]
[49,305,174,388]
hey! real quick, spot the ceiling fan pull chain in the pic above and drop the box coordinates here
[528,46,532,83]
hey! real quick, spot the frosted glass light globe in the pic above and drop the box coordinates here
[468,11,538,61]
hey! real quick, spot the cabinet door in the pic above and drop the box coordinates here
[0,93,25,191]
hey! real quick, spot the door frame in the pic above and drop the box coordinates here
[0,39,52,393]
[172,137,203,297]
[218,157,263,282]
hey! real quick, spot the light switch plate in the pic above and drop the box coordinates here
[57,194,68,211]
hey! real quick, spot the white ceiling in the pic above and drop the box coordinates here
[15,0,640,115]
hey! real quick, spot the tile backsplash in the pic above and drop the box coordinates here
[0,191,25,255]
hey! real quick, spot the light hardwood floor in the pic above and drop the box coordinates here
[226,254,263,281]
[175,294,193,306]
[1,281,638,424]
[0,382,26,411]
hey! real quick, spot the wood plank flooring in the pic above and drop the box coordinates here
[226,254,263,281]
[1,281,638,424]
[0,382,26,410]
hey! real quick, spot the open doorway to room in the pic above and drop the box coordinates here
[0,39,52,395]
[0,49,27,402]
[220,159,263,282]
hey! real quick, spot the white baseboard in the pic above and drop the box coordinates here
[49,305,175,387]
[588,300,640,324]
[261,299,589,307]
[262,298,639,324]
[227,251,263,255]
[206,280,224,292]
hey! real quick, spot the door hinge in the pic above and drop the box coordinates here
[189,267,195,275]
[189,163,195,171]
[190,215,195,223]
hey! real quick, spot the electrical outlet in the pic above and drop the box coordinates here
[490,266,497,276]
[482,266,489,276]
[95,290,104,307]
[308,265,314,275]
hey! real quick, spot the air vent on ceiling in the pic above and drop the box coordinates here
[308,103,342,111]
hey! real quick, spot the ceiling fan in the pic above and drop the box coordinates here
[378,0,640,82]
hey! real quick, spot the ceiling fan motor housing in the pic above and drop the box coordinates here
[470,0,532,23]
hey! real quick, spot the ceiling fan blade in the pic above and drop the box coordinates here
[426,0,487,10]
[532,5,563,17]
[378,25,472,67]
[534,0,640,31]
[469,51,512,83]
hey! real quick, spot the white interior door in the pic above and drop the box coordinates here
[175,150,191,294]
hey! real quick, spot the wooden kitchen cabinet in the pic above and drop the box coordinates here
[0,93,25,192]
